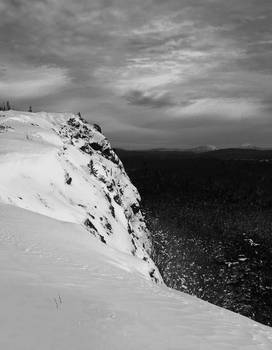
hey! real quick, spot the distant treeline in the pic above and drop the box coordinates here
[116,151,272,327]
[0,101,11,111]
[0,102,32,112]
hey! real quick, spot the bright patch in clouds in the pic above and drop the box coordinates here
[131,16,191,35]
[0,65,70,99]
[170,98,263,120]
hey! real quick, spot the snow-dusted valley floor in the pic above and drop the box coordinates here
[0,111,272,349]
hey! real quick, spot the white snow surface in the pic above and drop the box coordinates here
[0,111,272,349]
[0,110,159,281]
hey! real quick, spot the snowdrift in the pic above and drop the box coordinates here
[0,110,271,349]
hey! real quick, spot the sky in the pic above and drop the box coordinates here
[0,0,272,149]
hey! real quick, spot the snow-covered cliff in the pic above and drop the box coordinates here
[0,110,160,281]
[0,110,272,350]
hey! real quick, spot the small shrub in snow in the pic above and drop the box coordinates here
[67,117,80,128]
[90,142,103,151]
[106,183,114,192]
[131,203,140,214]
[80,144,93,154]
[98,175,107,184]
[105,193,112,203]
[93,123,102,133]
[113,194,122,206]
[88,160,98,176]
[109,204,115,218]
[104,219,112,234]
[84,218,98,233]
[149,269,159,283]
[65,172,72,185]
[99,234,107,244]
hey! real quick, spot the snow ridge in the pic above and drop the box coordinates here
[0,110,161,282]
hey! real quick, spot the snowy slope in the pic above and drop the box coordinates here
[0,110,272,349]
[1,204,272,350]
[0,110,160,281]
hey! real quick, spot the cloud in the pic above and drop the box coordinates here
[0,64,70,99]
[170,98,264,120]
[0,0,271,148]
[125,90,175,108]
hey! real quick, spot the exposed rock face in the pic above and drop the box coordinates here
[0,111,161,282]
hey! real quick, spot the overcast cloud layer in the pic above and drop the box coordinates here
[1,0,272,148]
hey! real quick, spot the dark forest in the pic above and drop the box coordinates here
[117,148,272,326]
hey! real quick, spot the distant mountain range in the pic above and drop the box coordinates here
[116,146,272,161]
[188,145,218,153]
[117,144,271,154]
